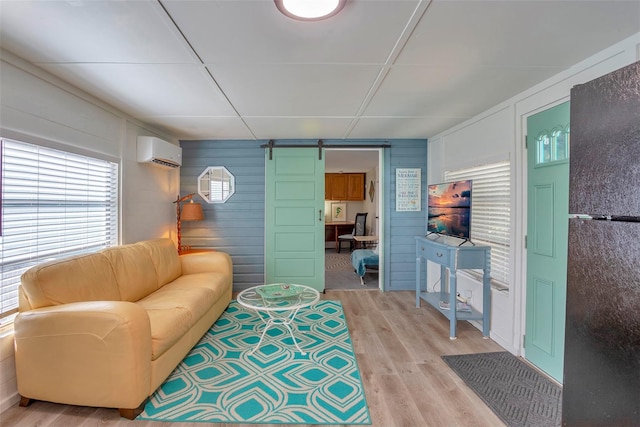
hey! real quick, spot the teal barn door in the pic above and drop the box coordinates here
[265,148,325,291]
[525,101,570,382]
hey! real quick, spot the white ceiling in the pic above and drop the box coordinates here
[1,0,639,142]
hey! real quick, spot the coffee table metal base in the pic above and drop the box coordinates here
[251,307,306,355]
[236,284,320,356]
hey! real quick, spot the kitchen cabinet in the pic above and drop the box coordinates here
[326,173,348,200]
[325,173,365,201]
[346,174,364,200]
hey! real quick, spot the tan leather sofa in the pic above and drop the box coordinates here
[13,238,233,419]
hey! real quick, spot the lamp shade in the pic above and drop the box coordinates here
[181,201,204,221]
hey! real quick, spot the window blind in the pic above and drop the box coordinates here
[0,138,119,317]
[445,161,511,287]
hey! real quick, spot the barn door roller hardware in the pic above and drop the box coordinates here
[262,140,390,160]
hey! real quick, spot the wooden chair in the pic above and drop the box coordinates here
[337,212,367,253]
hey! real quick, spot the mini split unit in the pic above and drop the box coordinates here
[136,136,182,169]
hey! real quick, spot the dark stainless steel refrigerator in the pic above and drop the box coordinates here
[564,61,640,426]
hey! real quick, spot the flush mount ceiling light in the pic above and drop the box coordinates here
[275,0,347,21]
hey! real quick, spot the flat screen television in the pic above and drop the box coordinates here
[427,180,472,240]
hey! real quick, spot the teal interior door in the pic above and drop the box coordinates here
[525,101,570,382]
[265,148,325,291]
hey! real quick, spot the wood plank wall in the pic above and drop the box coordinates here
[384,140,428,291]
[180,140,266,289]
[180,139,427,291]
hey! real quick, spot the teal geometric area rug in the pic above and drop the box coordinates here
[137,300,371,425]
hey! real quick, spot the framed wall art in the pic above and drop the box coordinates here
[330,203,347,221]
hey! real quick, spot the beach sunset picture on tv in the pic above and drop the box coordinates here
[427,180,472,239]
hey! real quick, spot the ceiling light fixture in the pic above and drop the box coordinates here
[275,0,347,21]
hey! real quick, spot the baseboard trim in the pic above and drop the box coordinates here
[1,391,20,412]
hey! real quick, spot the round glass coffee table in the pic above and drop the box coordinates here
[237,283,320,355]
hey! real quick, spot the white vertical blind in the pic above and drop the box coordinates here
[445,161,511,287]
[0,138,118,317]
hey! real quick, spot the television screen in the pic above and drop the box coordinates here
[427,180,472,239]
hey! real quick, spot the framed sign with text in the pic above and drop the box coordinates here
[395,168,421,212]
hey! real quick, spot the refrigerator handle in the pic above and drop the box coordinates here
[611,216,640,222]
[570,214,640,222]
[570,214,595,220]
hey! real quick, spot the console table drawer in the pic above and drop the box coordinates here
[425,245,451,265]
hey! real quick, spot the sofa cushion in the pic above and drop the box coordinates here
[136,239,182,287]
[20,253,120,310]
[101,243,159,302]
[136,273,225,360]
[162,272,230,303]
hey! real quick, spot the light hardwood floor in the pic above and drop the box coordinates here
[1,290,506,427]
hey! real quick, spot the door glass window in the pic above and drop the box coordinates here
[535,124,570,165]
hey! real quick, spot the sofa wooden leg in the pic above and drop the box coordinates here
[19,396,32,407]
[119,400,147,420]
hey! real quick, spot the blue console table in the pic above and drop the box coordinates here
[415,235,491,339]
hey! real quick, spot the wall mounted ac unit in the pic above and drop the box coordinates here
[137,136,182,169]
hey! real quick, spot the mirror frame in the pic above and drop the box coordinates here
[197,166,235,203]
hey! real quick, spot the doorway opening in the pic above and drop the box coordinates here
[324,148,382,291]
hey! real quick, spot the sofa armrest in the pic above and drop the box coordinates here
[180,251,233,277]
[14,301,152,409]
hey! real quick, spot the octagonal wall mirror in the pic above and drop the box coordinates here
[198,166,235,203]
